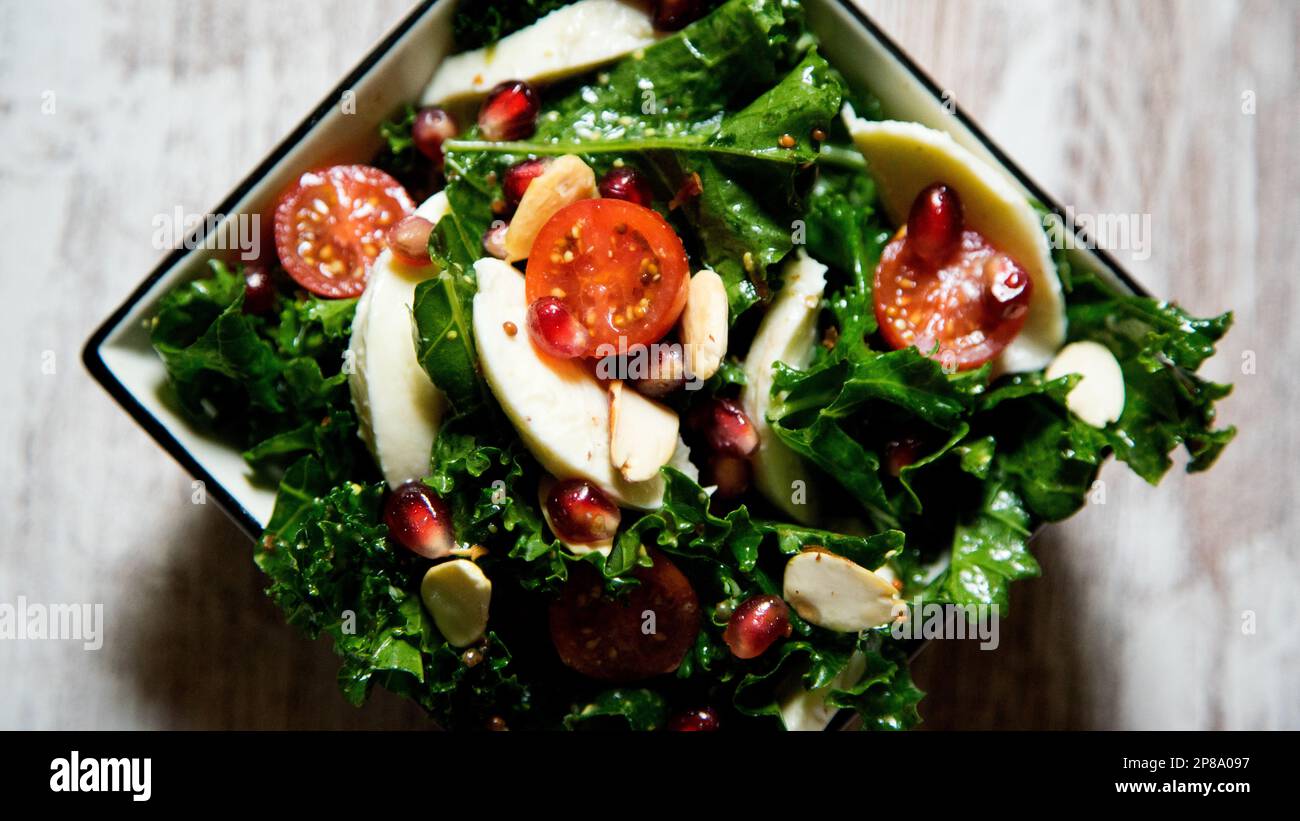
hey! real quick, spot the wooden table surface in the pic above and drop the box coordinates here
[1,0,1294,730]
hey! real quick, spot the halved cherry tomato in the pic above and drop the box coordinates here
[273,165,414,298]
[549,549,700,682]
[525,199,690,357]
[874,226,1032,370]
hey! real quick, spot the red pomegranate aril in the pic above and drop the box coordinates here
[723,595,792,659]
[412,107,459,169]
[384,481,455,559]
[708,453,751,499]
[653,0,704,31]
[598,167,653,207]
[388,215,435,266]
[503,158,550,208]
[884,435,924,477]
[482,220,509,259]
[667,707,720,732]
[701,398,759,457]
[478,80,540,141]
[983,253,1032,321]
[242,266,276,315]
[629,342,686,398]
[546,479,621,544]
[527,297,590,359]
[907,183,964,266]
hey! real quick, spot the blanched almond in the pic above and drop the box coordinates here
[608,380,679,482]
[505,154,597,261]
[782,549,900,632]
[420,559,491,647]
[1044,340,1126,428]
[679,269,728,381]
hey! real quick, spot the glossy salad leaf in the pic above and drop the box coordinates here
[149,260,364,482]
[563,688,669,731]
[923,479,1038,610]
[1066,269,1236,482]
[412,269,482,413]
[803,166,891,351]
[531,0,806,144]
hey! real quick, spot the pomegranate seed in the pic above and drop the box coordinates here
[242,266,276,315]
[387,215,434,266]
[482,220,509,259]
[503,158,550,208]
[907,183,964,266]
[545,479,621,544]
[983,253,1032,321]
[383,481,455,559]
[707,453,751,499]
[527,297,589,359]
[723,595,792,659]
[598,167,653,207]
[697,398,759,457]
[667,707,720,732]
[478,80,540,142]
[628,342,686,398]
[653,0,704,31]
[884,435,924,477]
[412,107,458,169]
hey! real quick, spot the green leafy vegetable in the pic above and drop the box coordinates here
[149,260,364,482]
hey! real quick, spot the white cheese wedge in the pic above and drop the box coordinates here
[783,549,901,633]
[842,113,1066,373]
[472,257,695,509]
[777,650,867,731]
[421,0,664,106]
[347,192,451,488]
[1045,340,1126,428]
[740,251,827,524]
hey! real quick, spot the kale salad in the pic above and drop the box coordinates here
[148,0,1235,731]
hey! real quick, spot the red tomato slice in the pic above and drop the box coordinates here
[874,227,1032,370]
[273,165,414,298]
[548,550,700,682]
[525,199,690,357]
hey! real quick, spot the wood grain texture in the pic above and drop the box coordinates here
[0,0,1294,730]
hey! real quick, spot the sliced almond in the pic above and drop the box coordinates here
[1044,340,1126,428]
[420,559,491,648]
[538,476,613,557]
[608,380,679,482]
[679,269,729,381]
[505,154,597,262]
[782,549,901,633]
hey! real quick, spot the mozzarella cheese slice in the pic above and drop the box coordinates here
[842,113,1066,373]
[740,251,827,524]
[473,258,694,509]
[421,0,664,106]
[1045,340,1126,427]
[347,193,451,488]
